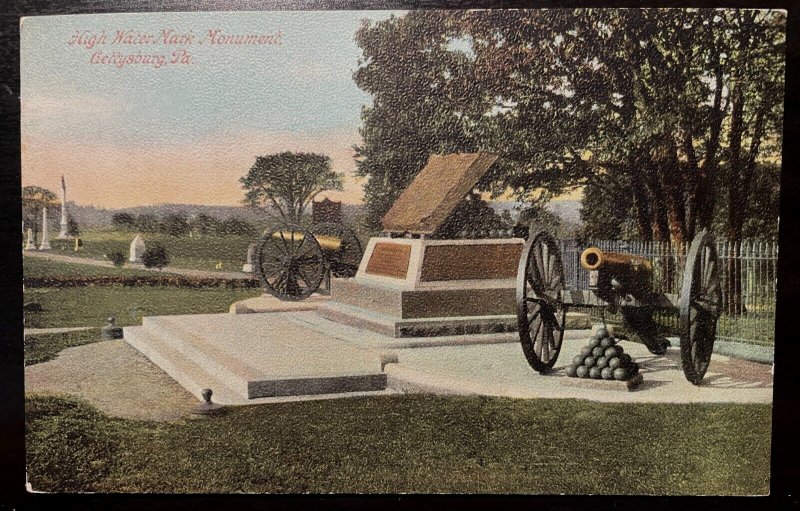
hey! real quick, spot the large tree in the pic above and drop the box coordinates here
[240,152,343,224]
[354,9,785,246]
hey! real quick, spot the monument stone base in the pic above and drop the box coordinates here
[317,278,591,338]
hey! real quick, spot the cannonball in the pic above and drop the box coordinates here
[613,367,630,381]
[573,354,585,366]
[580,346,593,358]
[589,366,602,379]
[565,364,578,377]
[592,346,605,358]
[576,365,590,378]
[596,327,609,339]
[601,367,614,380]
[608,357,622,370]
[584,356,596,368]
[604,346,621,359]
[600,337,617,349]
[595,356,608,369]
[621,353,632,366]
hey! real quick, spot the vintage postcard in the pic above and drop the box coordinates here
[21,8,782,494]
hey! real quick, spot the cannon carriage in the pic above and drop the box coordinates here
[253,221,363,301]
[517,229,722,384]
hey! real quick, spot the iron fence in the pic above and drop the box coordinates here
[560,238,778,347]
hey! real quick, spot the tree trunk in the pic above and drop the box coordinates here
[726,84,747,315]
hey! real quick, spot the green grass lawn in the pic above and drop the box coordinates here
[23,256,155,278]
[24,286,263,328]
[25,394,771,495]
[24,330,102,365]
[48,230,255,272]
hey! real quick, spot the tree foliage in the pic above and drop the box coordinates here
[240,152,343,224]
[111,213,136,229]
[159,213,191,237]
[22,186,58,240]
[353,9,785,243]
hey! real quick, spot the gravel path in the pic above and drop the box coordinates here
[24,250,251,280]
[25,339,198,421]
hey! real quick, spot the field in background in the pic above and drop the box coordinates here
[47,230,255,273]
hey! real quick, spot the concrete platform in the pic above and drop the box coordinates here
[383,338,773,404]
[124,305,772,406]
[124,313,387,405]
[229,293,330,314]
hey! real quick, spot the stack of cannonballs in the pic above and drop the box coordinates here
[565,327,640,381]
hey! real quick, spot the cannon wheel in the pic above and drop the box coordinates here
[679,229,722,384]
[516,231,567,373]
[254,224,326,301]
[312,223,363,278]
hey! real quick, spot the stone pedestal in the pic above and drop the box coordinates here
[317,237,524,338]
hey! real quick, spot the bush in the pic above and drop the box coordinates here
[141,243,169,269]
[106,251,126,267]
[111,212,136,229]
[159,213,191,237]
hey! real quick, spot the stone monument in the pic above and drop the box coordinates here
[312,197,343,225]
[129,234,145,263]
[24,228,35,250]
[317,153,526,338]
[57,175,70,239]
[242,242,256,273]
[38,206,51,250]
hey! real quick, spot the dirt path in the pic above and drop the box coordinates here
[24,250,251,280]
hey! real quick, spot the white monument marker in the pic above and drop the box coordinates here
[129,234,145,263]
[57,175,70,239]
[38,206,51,250]
[242,243,256,273]
[24,228,35,250]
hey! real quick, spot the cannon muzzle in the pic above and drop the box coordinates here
[580,247,652,272]
[272,231,343,252]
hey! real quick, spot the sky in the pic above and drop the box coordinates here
[21,10,403,208]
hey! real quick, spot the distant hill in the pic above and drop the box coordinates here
[488,200,583,227]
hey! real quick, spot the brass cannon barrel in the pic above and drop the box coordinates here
[272,231,343,252]
[580,247,653,272]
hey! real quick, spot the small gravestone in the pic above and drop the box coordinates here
[242,243,256,273]
[129,234,145,263]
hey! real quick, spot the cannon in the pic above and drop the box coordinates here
[253,222,363,301]
[516,230,722,384]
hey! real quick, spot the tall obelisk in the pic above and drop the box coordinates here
[57,175,69,239]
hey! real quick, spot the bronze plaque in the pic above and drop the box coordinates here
[420,243,522,282]
[365,242,412,279]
